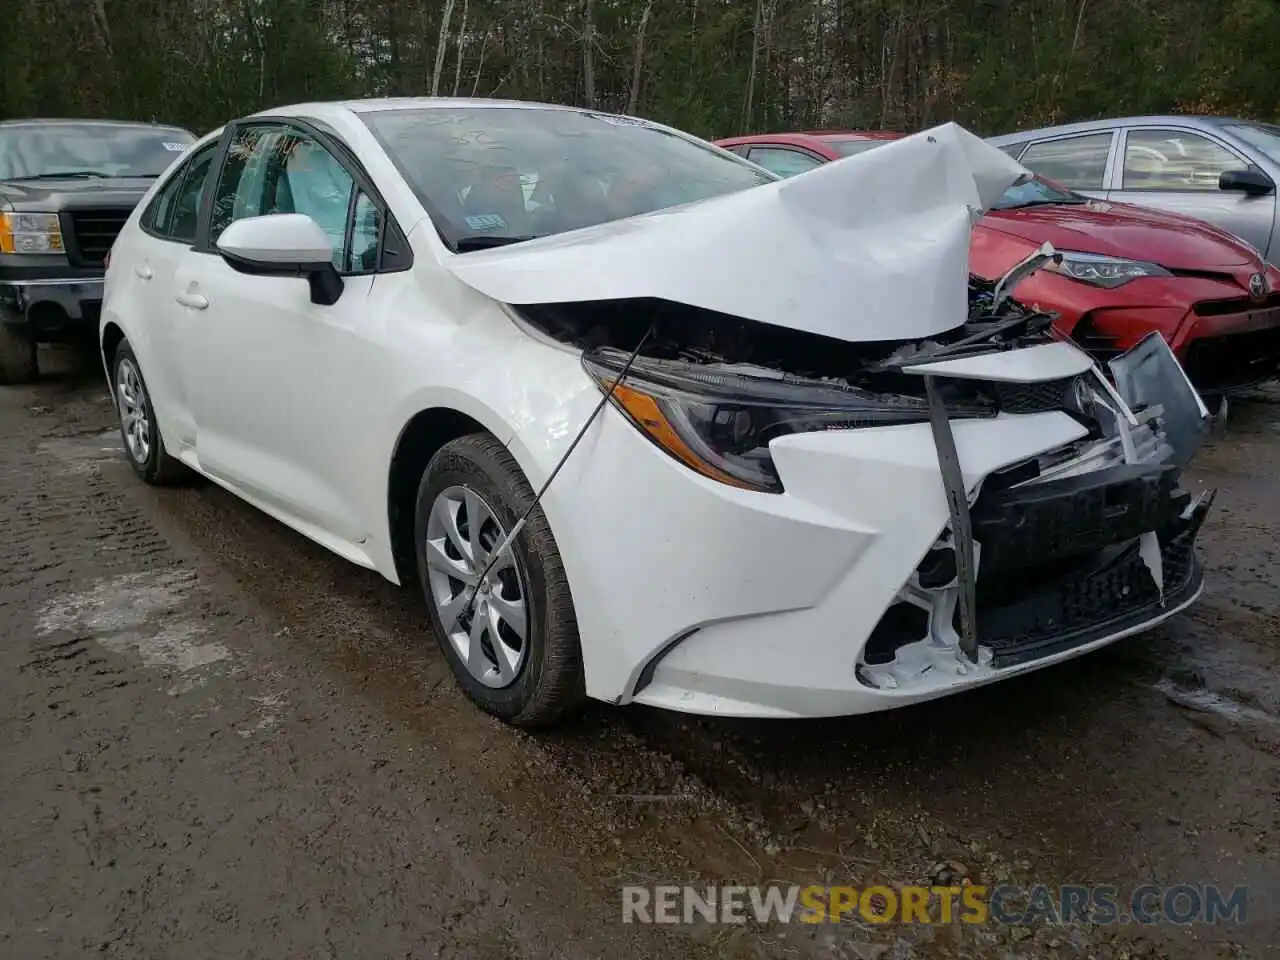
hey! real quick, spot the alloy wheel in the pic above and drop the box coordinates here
[116,357,152,465]
[424,484,530,688]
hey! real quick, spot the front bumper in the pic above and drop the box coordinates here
[0,277,106,339]
[1076,300,1280,395]
[526,339,1210,719]
[1180,318,1280,394]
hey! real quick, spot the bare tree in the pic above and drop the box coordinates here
[583,0,596,107]
[627,0,653,114]
[431,0,457,96]
[452,0,469,95]
[742,0,763,131]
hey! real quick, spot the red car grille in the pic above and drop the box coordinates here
[1193,292,1280,317]
[1182,325,1280,393]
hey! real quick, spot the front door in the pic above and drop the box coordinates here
[1107,127,1277,259]
[175,121,388,550]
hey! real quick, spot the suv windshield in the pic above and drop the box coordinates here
[361,106,774,250]
[0,123,196,181]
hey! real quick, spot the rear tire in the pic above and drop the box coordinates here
[414,433,586,728]
[0,314,38,385]
[111,340,189,485]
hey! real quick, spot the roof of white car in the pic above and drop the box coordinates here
[253,97,593,123]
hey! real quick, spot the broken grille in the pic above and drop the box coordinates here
[991,377,1075,414]
[970,504,1204,668]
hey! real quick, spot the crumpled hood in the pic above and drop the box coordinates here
[983,199,1257,269]
[445,122,1028,343]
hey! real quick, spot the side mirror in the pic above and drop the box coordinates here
[215,213,344,306]
[1219,168,1275,197]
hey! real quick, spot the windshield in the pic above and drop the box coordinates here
[1223,121,1280,166]
[829,139,890,158]
[990,175,1083,209]
[361,107,774,249]
[0,123,196,180]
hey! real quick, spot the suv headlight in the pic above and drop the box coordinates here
[0,212,64,255]
[1046,251,1171,288]
[583,347,994,493]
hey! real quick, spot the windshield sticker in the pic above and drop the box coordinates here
[464,213,507,232]
[162,142,188,152]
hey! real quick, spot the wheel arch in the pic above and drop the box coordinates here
[386,406,500,587]
[100,320,126,387]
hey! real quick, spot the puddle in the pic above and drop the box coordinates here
[37,430,124,475]
[35,569,232,682]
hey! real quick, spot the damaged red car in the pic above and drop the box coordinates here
[716,131,1280,395]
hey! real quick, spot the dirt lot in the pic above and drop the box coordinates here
[1,347,1277,960]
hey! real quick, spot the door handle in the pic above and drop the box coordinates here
[134,265,153,280]
[175,292,209,310]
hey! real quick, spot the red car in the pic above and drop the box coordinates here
[715,131,1280,394]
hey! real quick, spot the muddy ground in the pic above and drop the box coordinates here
[1,347,1276,960]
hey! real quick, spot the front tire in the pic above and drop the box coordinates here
[0,314,38,385]
[111,341,188,485]
[414,433,586,728]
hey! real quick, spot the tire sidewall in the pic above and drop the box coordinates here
[414,443,556,720]
[111,343,161,483]
[0,310,38,384]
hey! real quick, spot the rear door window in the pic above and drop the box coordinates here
[141,141,217,244]
[1018,132,1115,190]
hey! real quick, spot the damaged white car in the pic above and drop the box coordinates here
[99,99,1214,726]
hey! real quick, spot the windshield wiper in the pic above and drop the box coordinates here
[9,170,113,180]
[995,197,1088,210]
[455,234,540,252]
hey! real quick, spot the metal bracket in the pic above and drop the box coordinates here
[924,375,979,663]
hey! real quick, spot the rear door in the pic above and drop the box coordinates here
[1108,126,1275,256]
[1013,130,1117,199]
[116,137,221,457]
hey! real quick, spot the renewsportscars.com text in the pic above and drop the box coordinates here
[621,883,1248,926]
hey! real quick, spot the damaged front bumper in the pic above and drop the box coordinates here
[859,475,1212,691]
[858,331,1213,695]
[855,329,1213,695]
[578,334,1214,719]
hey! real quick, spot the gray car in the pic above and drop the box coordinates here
[989,116,1280,264]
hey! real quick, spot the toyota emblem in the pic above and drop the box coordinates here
[1249,272,1268,302]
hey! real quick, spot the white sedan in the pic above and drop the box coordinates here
[100,98,1214,727]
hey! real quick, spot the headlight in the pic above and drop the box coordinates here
[583,347,994,493]
[1045,251,1170,288]
[0,212,64,255]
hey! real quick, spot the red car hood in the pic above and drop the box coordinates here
[980,199,1256,269]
